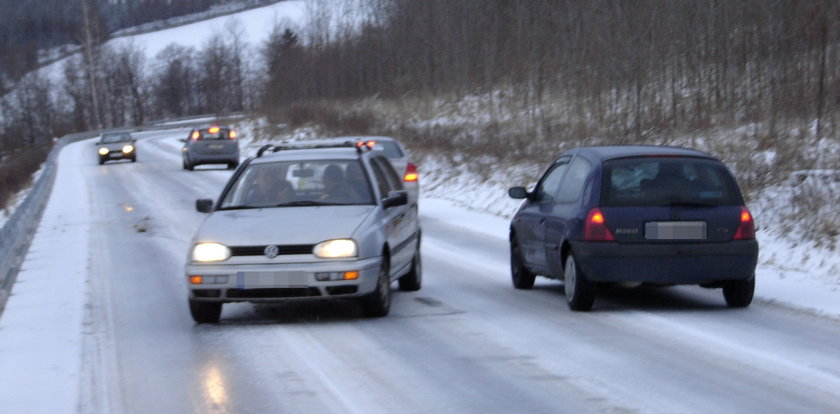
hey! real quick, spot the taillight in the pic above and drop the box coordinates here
[208,126,220,134]
[191,131,200,140]
[404,162,418,182]
[733,206,756,240]
[584,208,615,241]
[229,130,237,139]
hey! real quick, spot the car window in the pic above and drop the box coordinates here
[373,156,404,191]
[101,133,130,143]
[219,159,374,208]
[193,127,231,140]
[373,141,404,159]
[369,158,396,199]
[601,157,742,207]
[535,158,570,202]
[555,157,592,203]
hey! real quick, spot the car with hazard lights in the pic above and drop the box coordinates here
[508,145,758,311]
[95,131,136,164]
[308,136,419,204]
[181,124,239,170]
[185,141,422,323]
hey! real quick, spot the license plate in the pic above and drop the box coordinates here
[645,221,706,240]
[208,144,224,150]
[235,271,308,289]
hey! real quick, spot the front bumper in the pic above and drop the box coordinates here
[571,240,758,284]
[186,256,381,303]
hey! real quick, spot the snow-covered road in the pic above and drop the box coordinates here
[2,130,840,413]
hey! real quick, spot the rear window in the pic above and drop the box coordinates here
[372,141,404,159]
[197,128,231,140]
[601,157,742,207]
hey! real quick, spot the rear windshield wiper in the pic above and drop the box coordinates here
[664,200,718,207]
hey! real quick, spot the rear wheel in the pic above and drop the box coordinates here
[564,253,595,311]
[399,250,422,291]
[189,299,222,323]
[510,237,536,289]
[361,257,391,317]
[723,275,754,308]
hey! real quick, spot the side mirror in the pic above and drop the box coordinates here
[383,190,408,209]
[195,199,214,213]
[508,186,530,199]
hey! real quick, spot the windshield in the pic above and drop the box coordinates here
[100,133,131,143]
[219,159,375,209]
[601,157,742,207]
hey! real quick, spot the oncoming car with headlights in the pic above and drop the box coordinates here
[185,141,422,323]
[96,132,136,164]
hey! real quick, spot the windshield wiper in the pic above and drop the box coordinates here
[273,200,352,207]
[216,205,261,211]
[664,200,717,207]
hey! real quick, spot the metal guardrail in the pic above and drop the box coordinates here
[0,116,243,317]
[0,131,97,316]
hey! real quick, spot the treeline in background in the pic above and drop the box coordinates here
[2,0,840,220]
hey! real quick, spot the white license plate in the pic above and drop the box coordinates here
[645,221,707,240]
[208,144,224,150]
[235,271,308,288]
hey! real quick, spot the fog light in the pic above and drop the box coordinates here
[315,272,331,281]
[189,275,203,284]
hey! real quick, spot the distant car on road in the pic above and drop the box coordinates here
[181,124,239,170]
[508,145,758,311]
[96,132,136,164]
[185,141,422,323]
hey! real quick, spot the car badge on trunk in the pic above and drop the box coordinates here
[264,245,279,258]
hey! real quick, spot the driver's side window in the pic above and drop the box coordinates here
[535,159,570,202]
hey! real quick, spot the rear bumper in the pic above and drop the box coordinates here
[189,151,239,165]
[571,240,758,284]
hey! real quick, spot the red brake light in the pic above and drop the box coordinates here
[733,207,756,240]
[229,130,237,139]
[208,126,220,134]
[191,131,200,140]
[365,140,376,148]
[404,162,418,182]
[584,208,615,241]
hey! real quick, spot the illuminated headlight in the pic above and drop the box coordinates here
[192,242,231,262]
[98,147,109,155]
[122,144,135,153]
[313,239,357,258]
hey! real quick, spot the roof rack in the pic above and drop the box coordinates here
[255,141,371,158]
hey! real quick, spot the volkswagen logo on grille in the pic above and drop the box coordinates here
[264,245,280,258]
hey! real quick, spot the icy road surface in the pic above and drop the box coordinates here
[2,130,840,413]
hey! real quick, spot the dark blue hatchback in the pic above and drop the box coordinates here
[508,146,758,311]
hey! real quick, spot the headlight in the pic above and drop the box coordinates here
[192,242,231,262]
[122,144,134,153]
[313,239,357,258]
[98,147,109,155]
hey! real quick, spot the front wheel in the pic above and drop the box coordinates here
[510,237,536,289]
[399,250,422,291]
[189,299,222,323]
[723,276,754,308]
[564,253,595,311]
[361,257,391,317]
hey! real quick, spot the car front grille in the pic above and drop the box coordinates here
[229,245,314,256]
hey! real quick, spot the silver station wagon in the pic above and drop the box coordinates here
[186,141,422,323]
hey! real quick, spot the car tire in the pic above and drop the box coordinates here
[564,253,595,311]
[189,299,222,323]
[399,250,422,291]
[723,275,754,308]
[131,156,137,162]
[510,236,536,289]
[361,256,391,317]
[98,158,105,165]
